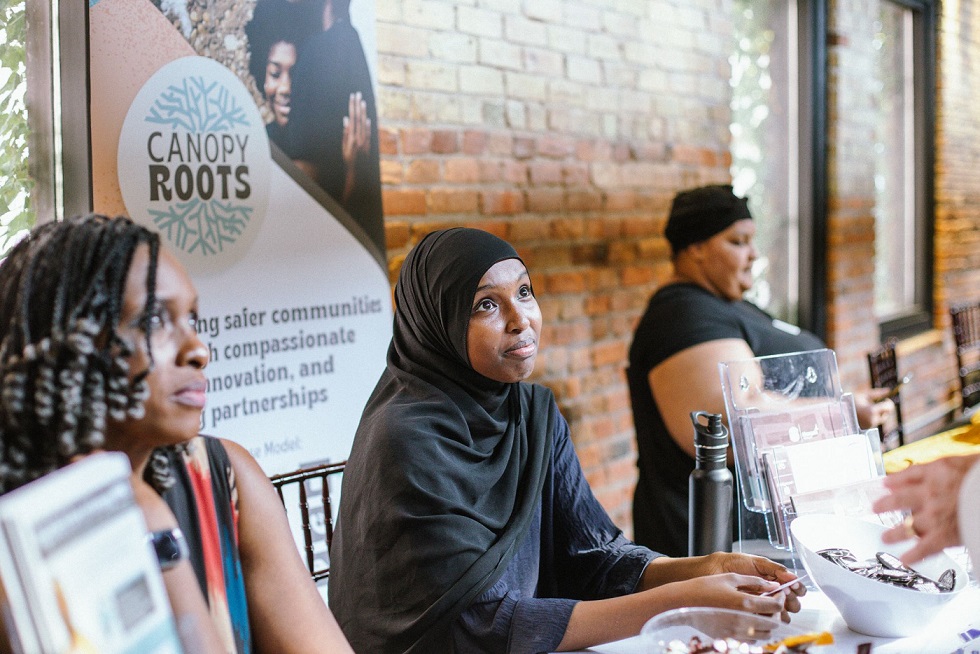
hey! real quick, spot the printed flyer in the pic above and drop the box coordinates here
[87,0,391,476]
[0,453,181,654]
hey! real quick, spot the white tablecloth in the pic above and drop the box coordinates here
[561,585,980,654]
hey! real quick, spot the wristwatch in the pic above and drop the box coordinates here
[148,527,189,571]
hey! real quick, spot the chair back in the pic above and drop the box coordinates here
[268,460,346,582]
[950,302,980,414]
[867,339,904,450]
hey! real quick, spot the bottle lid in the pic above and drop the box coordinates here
[690,411,729,463]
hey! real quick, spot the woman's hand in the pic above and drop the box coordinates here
[660,573,791,620]
[694,552,805,619]
[341,91,370,167]
[873,453,980,565]
[557,560,801,651]
[854,388,897,431]
[341,91,370,204]
[641,552,804,621]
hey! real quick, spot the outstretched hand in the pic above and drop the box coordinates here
[342,91,371,168]
[873,453,980,565]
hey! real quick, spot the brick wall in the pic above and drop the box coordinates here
[377,0,735,530]
[374,0,980,532]
[826,0,980,439]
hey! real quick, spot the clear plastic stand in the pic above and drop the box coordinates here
[719,349,891,574]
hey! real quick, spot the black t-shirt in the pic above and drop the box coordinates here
[627,283,824,556]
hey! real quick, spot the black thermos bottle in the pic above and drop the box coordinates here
[688,411,734,557]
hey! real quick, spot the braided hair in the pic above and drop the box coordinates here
[0,214,175,493]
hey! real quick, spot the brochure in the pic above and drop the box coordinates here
[0,453,181,654]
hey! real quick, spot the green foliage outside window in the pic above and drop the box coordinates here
[0,0,35,256]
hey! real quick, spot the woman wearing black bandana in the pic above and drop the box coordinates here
[628,184,895,556]
[329,228,803,653]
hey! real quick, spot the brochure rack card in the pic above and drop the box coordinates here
[0,453,181,654]
[719,349,888,551]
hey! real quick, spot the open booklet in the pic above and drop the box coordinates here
[0,452,181,654]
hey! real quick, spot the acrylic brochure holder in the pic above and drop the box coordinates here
[719,349,890,569]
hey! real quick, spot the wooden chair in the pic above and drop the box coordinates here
[950,302,980,416]
[268,460,346,582]
[867,339,905,450]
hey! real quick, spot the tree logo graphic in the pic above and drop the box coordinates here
[118,56,271,274]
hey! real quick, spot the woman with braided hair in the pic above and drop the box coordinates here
[0,214,353,654]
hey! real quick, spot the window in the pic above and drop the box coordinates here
[868,0,934,337]
[732,0,933,339]
[731,0,800,323]
[730,0,822,331]
[0,0,35,254]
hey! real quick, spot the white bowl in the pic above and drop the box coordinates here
[790,514,965,637]
[640,607,821,653]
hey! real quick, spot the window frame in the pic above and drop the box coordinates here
[873,0,936,340]
[799,0,828,340]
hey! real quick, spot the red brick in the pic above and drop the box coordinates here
[537,134,574,159]
[549,217,585,239]
[621,265,656,286]
[428,189,479,214]
[545,270,587,293]
[401,128,432,155]
[444,158,481,184]
[584,295,611,315]
[387,253,406,284]
[622,216,657,237]
[604,190,638,211]
[529,161,563,185]
[526,189,564,213]
[592,341,627,367]
[562,163,590,186]
[503,161,529,185]
[380,160,403,185]
[612,142,632,162]
[487,133,513,155]
[384,221,411,250]
[481,190,525,215]
[383,189,427,216]
[587,268,619,291]
[405,160,440,184]
[470,220,510,239]
[576,139,612,162]
[479,160,503,183]
[513,136,536,160]
[462,130,488,154]
[379,128,399,155]
[586,218,621,240]
[431,130,460,154]
[509,218,551,241]
[566,190,603,211]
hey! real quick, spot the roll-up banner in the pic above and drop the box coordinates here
[87,0,391,475]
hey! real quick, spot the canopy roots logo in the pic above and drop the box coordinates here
[120,57,271,274]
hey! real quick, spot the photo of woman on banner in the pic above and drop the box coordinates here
[245,0,319,152]
[285,0,385,255]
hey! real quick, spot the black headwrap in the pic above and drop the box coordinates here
[330,228,556,653]
[664,184,753,254]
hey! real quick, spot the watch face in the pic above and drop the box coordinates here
[150,527,188,571]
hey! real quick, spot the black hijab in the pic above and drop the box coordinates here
[329,228,556,653]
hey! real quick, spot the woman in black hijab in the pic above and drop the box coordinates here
[329,228,803,653]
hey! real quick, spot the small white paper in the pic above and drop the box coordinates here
[783,432,877,495]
